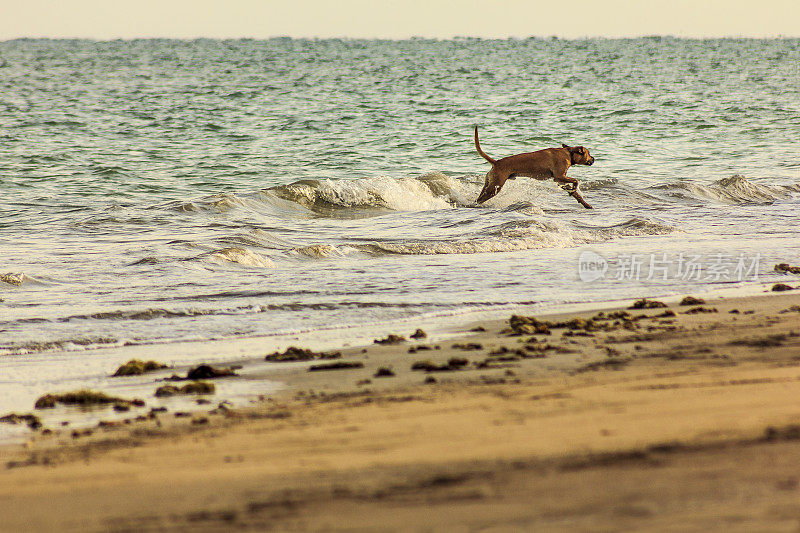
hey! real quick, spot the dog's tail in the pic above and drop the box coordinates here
[474,126,496,165]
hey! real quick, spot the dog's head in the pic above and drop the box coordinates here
[562,144,594,166]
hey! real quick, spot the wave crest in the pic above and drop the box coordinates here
[267,172,478,212]
[189,247,276,268]
[651,175,799,204]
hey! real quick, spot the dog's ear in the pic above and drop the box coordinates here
[561,143,570,149]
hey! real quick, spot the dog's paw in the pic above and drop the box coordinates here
[560,184,578,192]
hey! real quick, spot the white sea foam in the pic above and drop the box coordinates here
[268,172,479,212]
[196,247,276,268]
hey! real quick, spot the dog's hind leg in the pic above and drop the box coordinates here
[476,169,508,204]
[476,178,500,204]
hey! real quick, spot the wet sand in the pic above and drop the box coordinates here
[2,290,800,531]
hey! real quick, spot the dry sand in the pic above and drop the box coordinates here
[2,290,800,531]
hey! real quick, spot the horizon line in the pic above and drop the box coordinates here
[3,34,800,43]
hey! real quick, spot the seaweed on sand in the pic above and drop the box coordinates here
[775,263,800,275]
[410,329,427,339]
[112,359,169,377]
[0,413,42,429]
[629,299,667,309]
[410,358,468,372]
[186,364,237,380]
[374,367,395,377]
[374,334,406,345]
[730,334,786,348]
[155,381,216,397]
[307,361,364,372]
[265,346,342,362]
[34,390,145,410]
[576,357,632,372]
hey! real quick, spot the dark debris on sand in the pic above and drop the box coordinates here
[155,381,216,397]
[308,361,365,372]
[629,299,668,310]
[374,334,406,345]
[411,357,469,372]
[730,334,787,348]
[681,306,718,314]
[775,263,800,275]
[34,390,145,410]
[163,364,239,381]
[186,364,238,380]
[506,311,653,337]
[0,413,42,430]
[265,347,342,362]
[112,359,169,377]
[410,329,427,339]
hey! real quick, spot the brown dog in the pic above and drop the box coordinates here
[474,126,595,208]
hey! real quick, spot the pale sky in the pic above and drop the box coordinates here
[2,0,799,40]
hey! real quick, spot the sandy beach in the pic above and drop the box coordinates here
[1,289,800,531]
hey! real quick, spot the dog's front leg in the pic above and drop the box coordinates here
[568,188,593,209]
[555,176,593,209]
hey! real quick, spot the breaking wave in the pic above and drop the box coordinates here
[267,172,479,212]
[650,175,800,204]
[0,336,121,355]
[127,173,795,264]
[285,215,676,257]
[187,247,276,268]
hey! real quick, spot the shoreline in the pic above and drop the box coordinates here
[2,288,800,530]
[0,278,788,420]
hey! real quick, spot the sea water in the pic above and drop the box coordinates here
[1,38,799,422]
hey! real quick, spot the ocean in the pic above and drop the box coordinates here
[1,37,799,426]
